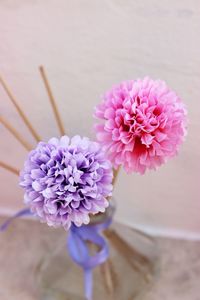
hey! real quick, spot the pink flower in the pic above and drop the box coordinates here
[94,77,187,174]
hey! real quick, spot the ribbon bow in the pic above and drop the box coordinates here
[67,218,112,300]
[1,210,112,300]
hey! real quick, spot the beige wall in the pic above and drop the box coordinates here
[0,0,200,238]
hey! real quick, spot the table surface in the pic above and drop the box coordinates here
[0,216,200,300]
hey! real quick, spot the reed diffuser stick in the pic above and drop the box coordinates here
[0,74,41,142]
[39,66,65,136]
[99,167,120,294]
[101,259,115,294]
[0,161,19,175]
[0,116,32,151]
[112,167,120,186]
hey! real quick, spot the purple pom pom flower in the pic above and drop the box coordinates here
[19,135,113,230]
[94,77,187,174]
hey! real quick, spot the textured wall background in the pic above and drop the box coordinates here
[0,0,200,238]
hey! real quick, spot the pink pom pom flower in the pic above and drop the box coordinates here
[94,77,187,174]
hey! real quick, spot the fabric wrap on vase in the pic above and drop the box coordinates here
[67,217,112,300]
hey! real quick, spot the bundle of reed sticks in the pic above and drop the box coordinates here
[0,66,120,182]
[0,66,65,174]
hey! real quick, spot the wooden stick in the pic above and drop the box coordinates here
[0,161,19,175]
[39,66,65,136]
[0,116,32,151]
[0,74,41,142]
[112,167,120,186]
[99,168,121,293]
[101,259,115,295]
[105,229,152,282]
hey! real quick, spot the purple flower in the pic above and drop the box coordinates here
[19,135,113,230]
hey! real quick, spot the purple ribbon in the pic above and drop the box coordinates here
[67,218,112,300]
[1,209,111,300]
[0,208,32,231]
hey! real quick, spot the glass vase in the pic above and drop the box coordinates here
[37,199,159,300]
